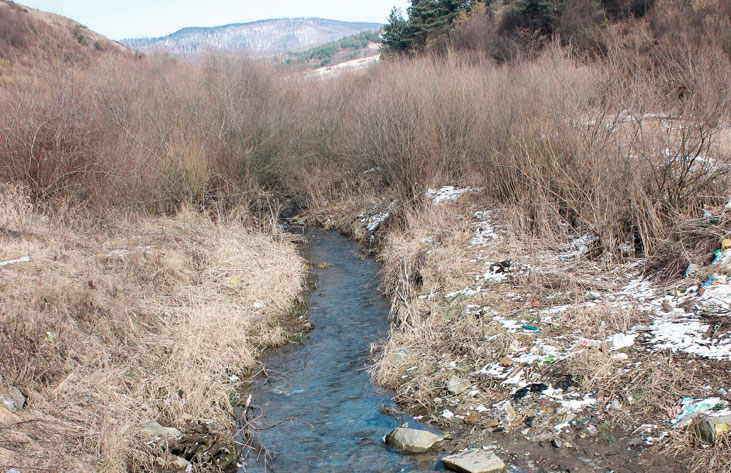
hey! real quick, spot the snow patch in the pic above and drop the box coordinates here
[427,186,485,205]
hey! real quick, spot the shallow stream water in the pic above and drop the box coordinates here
[241,228,442,473]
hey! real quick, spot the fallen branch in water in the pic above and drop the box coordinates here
[234,396,313,471]
[256,417,313,431]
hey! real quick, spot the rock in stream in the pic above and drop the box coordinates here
[384,426,442,453]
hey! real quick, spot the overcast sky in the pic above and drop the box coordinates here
[16,0,411,40]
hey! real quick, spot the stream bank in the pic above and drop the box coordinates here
[297,190,731,473]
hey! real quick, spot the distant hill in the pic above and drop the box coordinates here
[286,30,381,68]
[122,18,383,56]
[0,0,127,59]
[0,0,128,80]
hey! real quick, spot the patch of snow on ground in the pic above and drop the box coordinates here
[361,212,390,232]
[446,286,482,299]
[616,264,731,360]
[470,210,503,246]
[312,54,380,78]
[647,318,731,360]
[559,396,597,411]
[106,245,153,258]
[492,316,522,332]
[559,234,595,259]
[427,186,485,205]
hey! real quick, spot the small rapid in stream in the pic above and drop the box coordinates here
[241,228,442,473]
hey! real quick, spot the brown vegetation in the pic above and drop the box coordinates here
[0,185,306,471]
[0,1,729,470]
[0,0,128,82]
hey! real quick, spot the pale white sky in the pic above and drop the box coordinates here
[16,0,410,40]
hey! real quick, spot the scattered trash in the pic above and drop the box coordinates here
[579,339,601,349]
[702,276,719,287]
[692,412,731,443]
[489,260,512,273]
[442,409,455,419]
[521,325,540,332]
[513,383,548,400]
[712,248,731,267]
[554,375,579,391]
[671,397,728,426]
[611,333,636,350]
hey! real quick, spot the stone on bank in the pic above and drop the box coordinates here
[442,450,506,473]
[143,421,182,441]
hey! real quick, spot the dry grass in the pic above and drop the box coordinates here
[0,184,306,472]
[358,190,730,470]
[668,430,731,473]
[0,6,729,470]
[371,200,520,411]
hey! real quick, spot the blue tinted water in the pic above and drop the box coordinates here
[241,229,441,473]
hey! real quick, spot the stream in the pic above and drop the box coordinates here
[241,228,442,473]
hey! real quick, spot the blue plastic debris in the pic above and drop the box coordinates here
[672,397,726,425]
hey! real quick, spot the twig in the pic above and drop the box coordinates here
[256,417,313,431]
[0,467,57,472]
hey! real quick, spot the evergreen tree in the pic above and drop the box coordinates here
[381,1,476,54]
[381,8,413,53]
[513,0,557,35]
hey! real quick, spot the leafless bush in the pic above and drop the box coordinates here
[1,25,729,266]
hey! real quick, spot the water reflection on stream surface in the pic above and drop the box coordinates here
[241,229,442,473]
